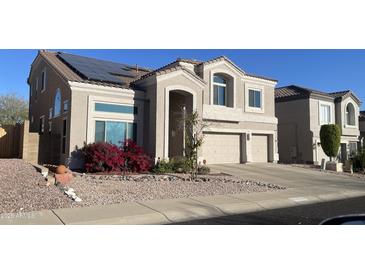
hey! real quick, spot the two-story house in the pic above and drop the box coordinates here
[28,50,279,169]
[275,85,361,164]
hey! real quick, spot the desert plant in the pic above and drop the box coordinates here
[197,165,210,175]
[81,142,125,173]
[182,110,209,180]
[320,124,341,161]
[152,159,175,174]
[122,139,152,172]
[171,157,191,173]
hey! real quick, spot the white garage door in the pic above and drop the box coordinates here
[202,133,241,164]
[251,134,268,162]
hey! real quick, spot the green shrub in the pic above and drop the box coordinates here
[352,149,365,172]
[152,159,174,174]
[320,124,341,161]
[171,157,191,173]
[197,165,210,175]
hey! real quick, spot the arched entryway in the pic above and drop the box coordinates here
[168,90,194,158]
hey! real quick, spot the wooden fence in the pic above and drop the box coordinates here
[0,121,39,163]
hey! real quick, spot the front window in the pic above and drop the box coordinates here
[249,89,262,108]
[346,103,356,126]
[54,89,61,117]
[95,120,137,145]
[213,75,226,106]
[320,104,331,124]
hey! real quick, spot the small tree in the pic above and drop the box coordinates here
[320,124,341,161]
[183,110,209,180]
[0,93,28,126]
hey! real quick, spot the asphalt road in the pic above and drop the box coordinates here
[175,195,365,225]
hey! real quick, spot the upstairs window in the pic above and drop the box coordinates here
[63,100,69,113]
[249,89,262,108]
[320,104,331,125]
[54,89,61,117]
[346,103,356,126]
[41,69,46,92]
[213,75,226,106]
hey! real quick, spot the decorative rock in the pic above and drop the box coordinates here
[55,165,67,174]
[55,171,73,186]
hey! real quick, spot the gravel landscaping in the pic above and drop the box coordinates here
[0,159,285,214]
[0,159,71,214]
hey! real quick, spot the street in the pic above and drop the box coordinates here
[175,195,365,224]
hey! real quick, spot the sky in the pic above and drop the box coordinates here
[0,49,364,109]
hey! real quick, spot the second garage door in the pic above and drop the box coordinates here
[202,133,241,164]
[251,134,268,162]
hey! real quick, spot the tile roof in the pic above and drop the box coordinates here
[276,85,362,104]
[275,85,331,101]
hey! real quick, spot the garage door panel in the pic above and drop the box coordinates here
[251,134,268,163]
[202,133,240,164]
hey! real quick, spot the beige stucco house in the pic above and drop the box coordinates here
[28,50,279,169]
[275,85,362,164]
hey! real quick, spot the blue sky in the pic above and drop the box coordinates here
[0,49,364,109]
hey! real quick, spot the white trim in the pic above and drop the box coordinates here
[209,69,237,108]
[318,101,333,125]
[163,85,197,159]
[48,121,52,133]
[245,84,265,113]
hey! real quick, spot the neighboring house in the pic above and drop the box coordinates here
[275,85,361,164]
[360,110,365,147]
[28,50,279,169]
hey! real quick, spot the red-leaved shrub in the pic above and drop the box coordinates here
[81,142,125,173]
[81,140,152,173]
[122,139,152,172]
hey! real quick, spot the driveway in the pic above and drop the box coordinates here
[209,163,365,194]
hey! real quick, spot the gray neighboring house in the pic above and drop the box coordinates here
[360,111,365,147]
[275,85,362,164]
[28,50,279,169]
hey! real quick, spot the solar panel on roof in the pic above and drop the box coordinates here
[57,52,139,84]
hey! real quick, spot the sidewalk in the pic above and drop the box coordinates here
[2,186,365,225]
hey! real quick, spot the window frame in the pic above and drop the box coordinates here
[248,89,262,108]
[345,102,356,127]
[94,119,137,145]
[40,69,46,93]
[213,75,227,106]
[319,102,332,125]
[54,88,62,118]
[62,118,67,154]
[63,100,69,113]
[245,85,264,113]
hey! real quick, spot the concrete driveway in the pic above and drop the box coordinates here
[209,163,365,193]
